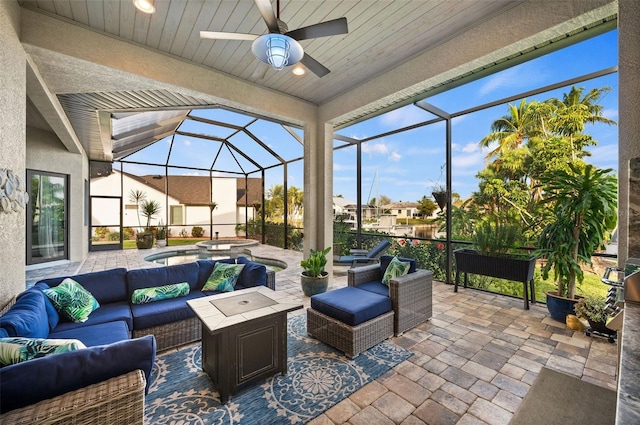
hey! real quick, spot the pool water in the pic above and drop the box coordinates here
[144,249,285,272]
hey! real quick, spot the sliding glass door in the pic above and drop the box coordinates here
[27,170,68,265]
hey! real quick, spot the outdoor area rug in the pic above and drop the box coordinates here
[510,367,616,425]
[145,314,412,424]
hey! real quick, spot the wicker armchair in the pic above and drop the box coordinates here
[348,264,433,336]
[0,369,146,425]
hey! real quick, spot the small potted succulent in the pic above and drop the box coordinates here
[300,246,331,296]
[156,221,167,248]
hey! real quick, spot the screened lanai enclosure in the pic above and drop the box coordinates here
[89,107,304,251]
[88,21,618,307]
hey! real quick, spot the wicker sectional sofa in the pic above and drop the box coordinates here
[0,256,274,424]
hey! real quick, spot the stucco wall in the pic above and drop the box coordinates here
[26,127,88,263]
[618,0,640,261]
[0,2,26,307]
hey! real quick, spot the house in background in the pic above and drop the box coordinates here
[384,202,420,221]
[90,171,262,238]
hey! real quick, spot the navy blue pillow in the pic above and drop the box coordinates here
[165,262,199,291]
[0,335,156,413]
[379,255,417,275]
[32,284,60,330]
[0,290,49,338]
[38,268,128,305]
[236,256,267,288]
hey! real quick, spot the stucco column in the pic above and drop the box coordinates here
[618,0,640,262]
[0,1,26,306]
[303,120,334,275]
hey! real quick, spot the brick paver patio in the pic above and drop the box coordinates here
[26,244,618,425]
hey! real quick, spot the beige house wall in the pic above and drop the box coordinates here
[0,1,26,306]
[26,127,88,263]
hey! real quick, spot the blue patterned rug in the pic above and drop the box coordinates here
[145,314,412,424]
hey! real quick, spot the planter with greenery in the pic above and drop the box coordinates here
[300,247,331,296]
[156,221,167,248]
[574,295,617,342]
[536,163,617,322]
[454,219,537,309]
[136,197,162,249]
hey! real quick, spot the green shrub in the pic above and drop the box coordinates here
[108,231,120,241]
[191,226,204,238]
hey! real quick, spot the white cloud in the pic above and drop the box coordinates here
[183,140,191,146]
[182,171,203,176]
[380,106,429,128]
[602,108,618,120]
[362,142,389,155]
[585,144,618,169]
[478,64,548,97]
[389,152,401,162]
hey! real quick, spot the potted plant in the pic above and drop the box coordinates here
[574,295,617,342]
[300,246,331,296]
[136,199,162,249]
[535,163,617,322]
[431,164,448,209]
[156,220,167,248]
[454,218,537,309]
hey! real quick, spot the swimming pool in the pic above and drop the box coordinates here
[144,249,287,272]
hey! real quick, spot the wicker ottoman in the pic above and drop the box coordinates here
[307,287,394,358]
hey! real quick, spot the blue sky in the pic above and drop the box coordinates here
[121,29,618,205]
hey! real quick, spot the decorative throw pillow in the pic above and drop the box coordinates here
[131,282,190,305]
[381,256,411,286]
[0,337,86,367]
[202,263,245,292]
[43,278,100,323]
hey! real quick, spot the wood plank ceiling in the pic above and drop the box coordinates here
[19,0,524,105]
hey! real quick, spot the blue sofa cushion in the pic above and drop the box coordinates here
[38,268,128,305]
[380,255,417,275]
[0,290,49,338]
[236,256,267,289]
[311,287,392,326]
[196,259,236,289]
[32,284,60,330]
[127,262,199,296]
[0,329,7,338]
[51,301,133,332]
[0,335,156,413]
[49,320,131,347]
[130,291,205,330]
[356,281,389,297]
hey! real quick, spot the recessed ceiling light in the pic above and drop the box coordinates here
[133,0,156,14]
[292,66,305,76]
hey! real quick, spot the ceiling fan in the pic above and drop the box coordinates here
[200,0,348,78]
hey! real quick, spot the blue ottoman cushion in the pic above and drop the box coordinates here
[356,281,389,297]
[310,287,392,326]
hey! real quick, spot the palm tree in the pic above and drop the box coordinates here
[128,189,146,231]
[479,99,540,162]
[546,86,616,160]
[140,200,161,231]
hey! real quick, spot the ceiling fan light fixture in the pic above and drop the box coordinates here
[252,34,303,71]
[133,0,155,14]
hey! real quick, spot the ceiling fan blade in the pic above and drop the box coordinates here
[300,53,330,78]
[254,0,280,33]
[286,17,348,41]
[200,31,258,41]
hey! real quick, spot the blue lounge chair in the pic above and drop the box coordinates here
[334,240,391,267]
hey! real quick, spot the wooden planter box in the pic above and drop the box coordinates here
[453,248,537,309]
